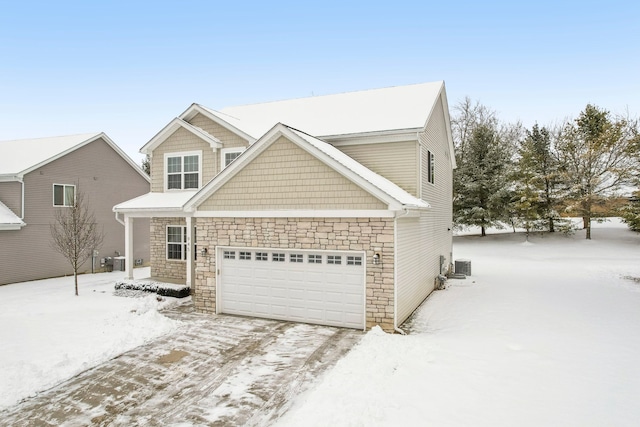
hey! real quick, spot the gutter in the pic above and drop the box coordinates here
[115,211,125,226]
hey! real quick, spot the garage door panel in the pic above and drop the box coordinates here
[220,247,365,329]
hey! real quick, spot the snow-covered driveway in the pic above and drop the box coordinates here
[0,302,361,426]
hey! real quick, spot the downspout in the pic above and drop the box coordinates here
[394,207,412,335]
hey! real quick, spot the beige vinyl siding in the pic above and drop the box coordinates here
[188,113,250,174]
[336,141,418,196]
[199,136,387,211]
[0,137,150,285]
[0,181,23,217]
[395,95,454,325]
[395,213,444,324]
[150,127,216,192]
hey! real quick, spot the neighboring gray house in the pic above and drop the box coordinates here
[0,133,150,285]
[115,81,456,332]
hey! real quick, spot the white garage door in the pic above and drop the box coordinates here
[218,247,365,329]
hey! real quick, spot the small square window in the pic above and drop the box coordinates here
[239,251,252,260]
[347,256,363,266]
[290,254,303,263]
[256,252,268,261]
[224,251,236,260]
[308,254,322,264]
[221,148,245,169]
[327,255,342,265]
[272,253,285,262]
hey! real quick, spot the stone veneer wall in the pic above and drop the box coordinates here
[194,217,396,332]
[150,217,187,281]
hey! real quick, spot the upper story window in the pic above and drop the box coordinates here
[165,151,201,190]
[221,148,245,170]
[427,150,435,184]
[53,184,75,207]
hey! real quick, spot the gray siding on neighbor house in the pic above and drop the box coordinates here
[396,95,454,325]
[0,137,150,285]
[336,141,419,197]
[0,181,22,217]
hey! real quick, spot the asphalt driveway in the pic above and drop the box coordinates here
[0,301,362,426]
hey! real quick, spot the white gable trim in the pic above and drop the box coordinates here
[184,123,427,212]
[140,118,222,155]
[179,104,257,144]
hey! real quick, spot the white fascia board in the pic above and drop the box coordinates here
[0,223,25,230]
[140,118,222,155]
[19,133,101,176]
[322,129,421,146]
[193,209,397,218]
[179,104,257,144]
[184,126,284,211]
[113,208,189,218]
[0,174,21,182]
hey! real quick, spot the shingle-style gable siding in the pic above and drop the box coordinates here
[0,137,150,285]
[0,182,22,217]
[188,113,249,149]
[198,136,387,211]
[336,140,419,197]
[396,96,454,324]
[150,127,216,192]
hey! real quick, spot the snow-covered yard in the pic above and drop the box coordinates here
[0,267,180,411]
[276,219,640,427]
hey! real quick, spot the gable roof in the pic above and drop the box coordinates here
[199,81,445,140]
[0,133,149,181]
[140,117,225,155]
[185,123,429,212]
[0,200,25,230]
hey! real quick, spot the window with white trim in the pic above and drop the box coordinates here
[256,252,268,261]
[167,226,187,260]
[221,148,245,169]
[347,256,363,266]
[165,152,201,190]
[53,184,75,207]
[427,150,435,184]
[308,254,322,264]
[272,253,285,262]
[290,254,303,263]
[223,250,236,259]
[239,251,252,260]
[327,255,342,265]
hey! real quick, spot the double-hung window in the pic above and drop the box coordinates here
[221,148,245,170]
[167,225,187,260]
[53,184,75,207]
[166,152,201,190]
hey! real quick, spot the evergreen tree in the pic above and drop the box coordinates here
[512,124,563,234]
[454,124,512,236]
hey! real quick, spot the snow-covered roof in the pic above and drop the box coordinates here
[0,133,149,181]
[0,200,25,230]
[287,127,429,209]
[200,81,445,139]
[113,191,198,212]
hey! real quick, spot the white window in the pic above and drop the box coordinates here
[308,254,322,264]
[167,226,187,260]
[327,255,342,265]
[272,253,285,262]
[239,251,252,260]
[256,252,268,261]
[53,184,75,207]
[165,151,201,190]
[347,256,363,266]
[427,150,435,184]
[224,250,236,259]
[290,254,303,263]
[221,148,245,169]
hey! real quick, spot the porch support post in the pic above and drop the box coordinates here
[186,216,194,287]
[124,215,134,280]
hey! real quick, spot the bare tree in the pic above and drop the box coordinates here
[556,104,639,239]
[50,189,104,295]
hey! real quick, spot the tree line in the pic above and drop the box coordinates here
[452,98,640,239]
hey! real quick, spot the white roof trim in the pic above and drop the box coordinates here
[113,190,198,214]
[179,104,257,144]
[185,123,429,212]
[193,209,397,218]
[140,117,223,155]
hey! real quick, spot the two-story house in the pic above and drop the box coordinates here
[114,81,456,332]
[0,133,150,285]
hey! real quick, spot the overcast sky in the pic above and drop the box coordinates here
[1,0,638,163]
